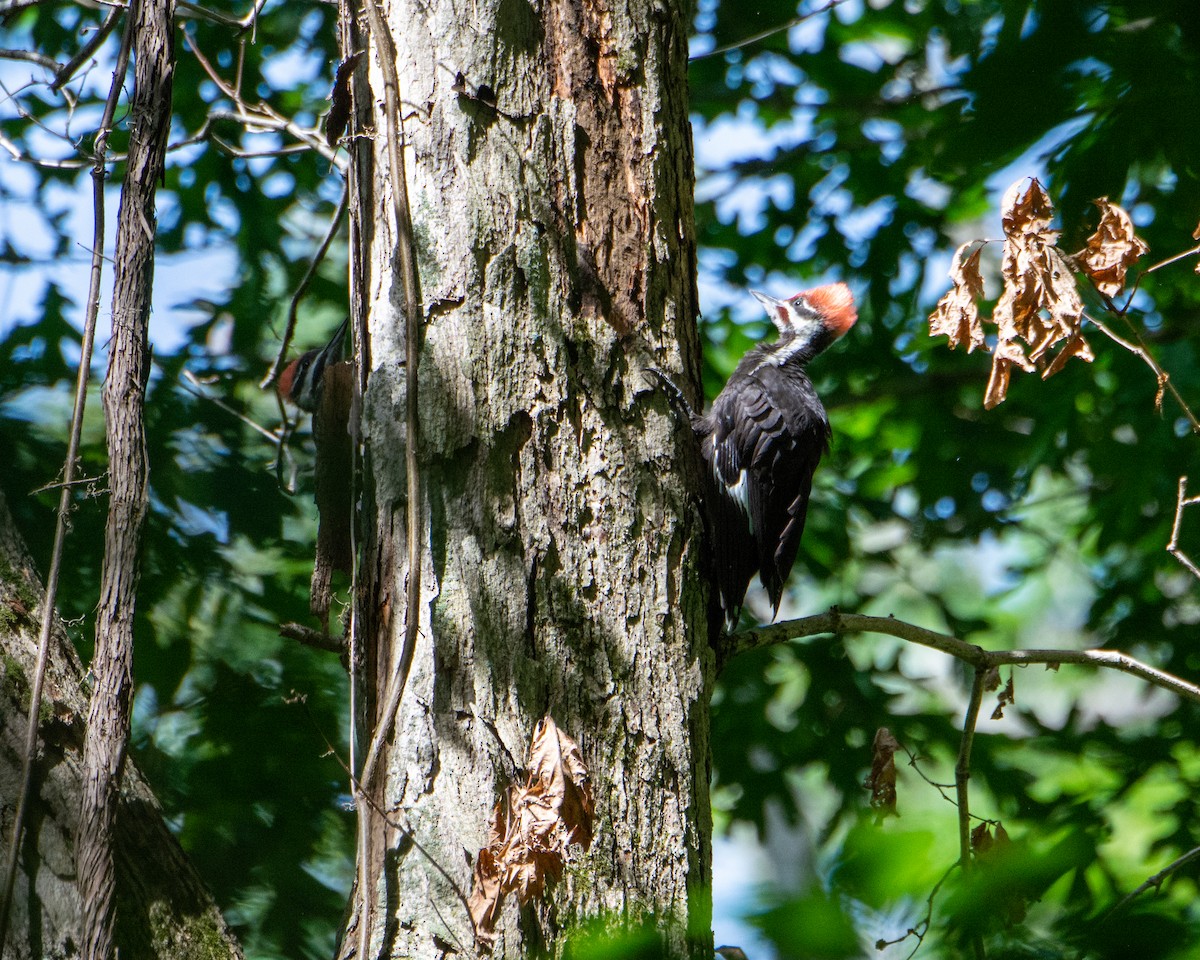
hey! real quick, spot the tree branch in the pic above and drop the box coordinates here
[955,669,985,869]
[1085,310,1200,434]
[1167,475,1200,581]
[260,181,350,391]
[725,609,1200,705]
[1106,844,1200,919]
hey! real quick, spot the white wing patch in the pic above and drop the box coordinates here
[723,468,753,533]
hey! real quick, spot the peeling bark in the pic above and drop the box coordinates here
[349,0,710,955]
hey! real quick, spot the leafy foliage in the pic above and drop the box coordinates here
[3,0,1200,957]
[1,3,351,957]
[691,0,1200,955]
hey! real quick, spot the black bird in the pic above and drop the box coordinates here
[695,282,857,622]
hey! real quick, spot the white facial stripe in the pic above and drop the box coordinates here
[751,333,810,372]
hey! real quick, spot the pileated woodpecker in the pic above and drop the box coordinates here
[693,282,856,623]
[277,316,349,412]
[275,317,355,628]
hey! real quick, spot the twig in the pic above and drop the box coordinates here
[689,0,853,61]
[1143,243,1200,276]
[1167,475,1200,581]
[0,0,137,943]
[260,182,350,390]
[726,610,1200,705]
[182,29,344,167]
[955,669,985,871]
[179,369,281,444]
[0,48,60,71]
[1085,310,1200,434]
[52,7,123,92]
[280,621,346,654]
[1105,844,1200,919]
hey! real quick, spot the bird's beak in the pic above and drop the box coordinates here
[750,290,785,310]
[751,289,791,335]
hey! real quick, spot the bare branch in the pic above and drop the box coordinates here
[52,7,123,92]
[280,621,346,654]
[690,0,854,61]
[178,369,281,444]
[260,182,350,390]
[1106,845,1200,918]
[182,30,344,166]
[1085,311,1200,434]
[1167,475,1200,581]
[726,609,1200,705]
[0,48,60,71]
[1143,243,1200,276]
[77,0,176,952]
[955,669,985,869]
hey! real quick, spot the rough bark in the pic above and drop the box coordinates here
[77,1,175,957]
[0,490,242,960]
[350,0,709,956]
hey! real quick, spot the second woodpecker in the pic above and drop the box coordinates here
[696,282,856,623]
[278,316,349,412]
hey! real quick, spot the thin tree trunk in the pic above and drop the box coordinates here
[0,491,242,960]
[349,0,710,955]
[77,1,175,957]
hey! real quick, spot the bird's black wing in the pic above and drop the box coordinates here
[702,363,830,618]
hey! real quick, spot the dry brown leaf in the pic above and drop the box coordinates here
[991,672,1015,720]
[983,178,1092,405]
[929,242,987,352]
[1042,333,1095,380]
[466,717,595,952]
[931,178,1107,409]
[864,727,900,819]
[970,822,992,856]
[972,823,1025,925]
[467,844,504,951]
[1081,198,1148,296]
[1001,178,1055,236]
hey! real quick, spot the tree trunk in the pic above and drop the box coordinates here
[0,490,242,960]
[348,0,711,955]
[78,1,175,956]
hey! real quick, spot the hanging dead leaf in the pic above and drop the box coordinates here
[1001,178,1055,236]
[467,717,594,952]
[991,672,1015,720]
[983,339,1034,409]
[929,242,987,352]
[1042,332,1094,380]
[467,842,504,951]
[970,822,993,855]
[864,727,900,819]
[1080,198,1148,296]
[982,178,1092,405]
[972,823,1025,924]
